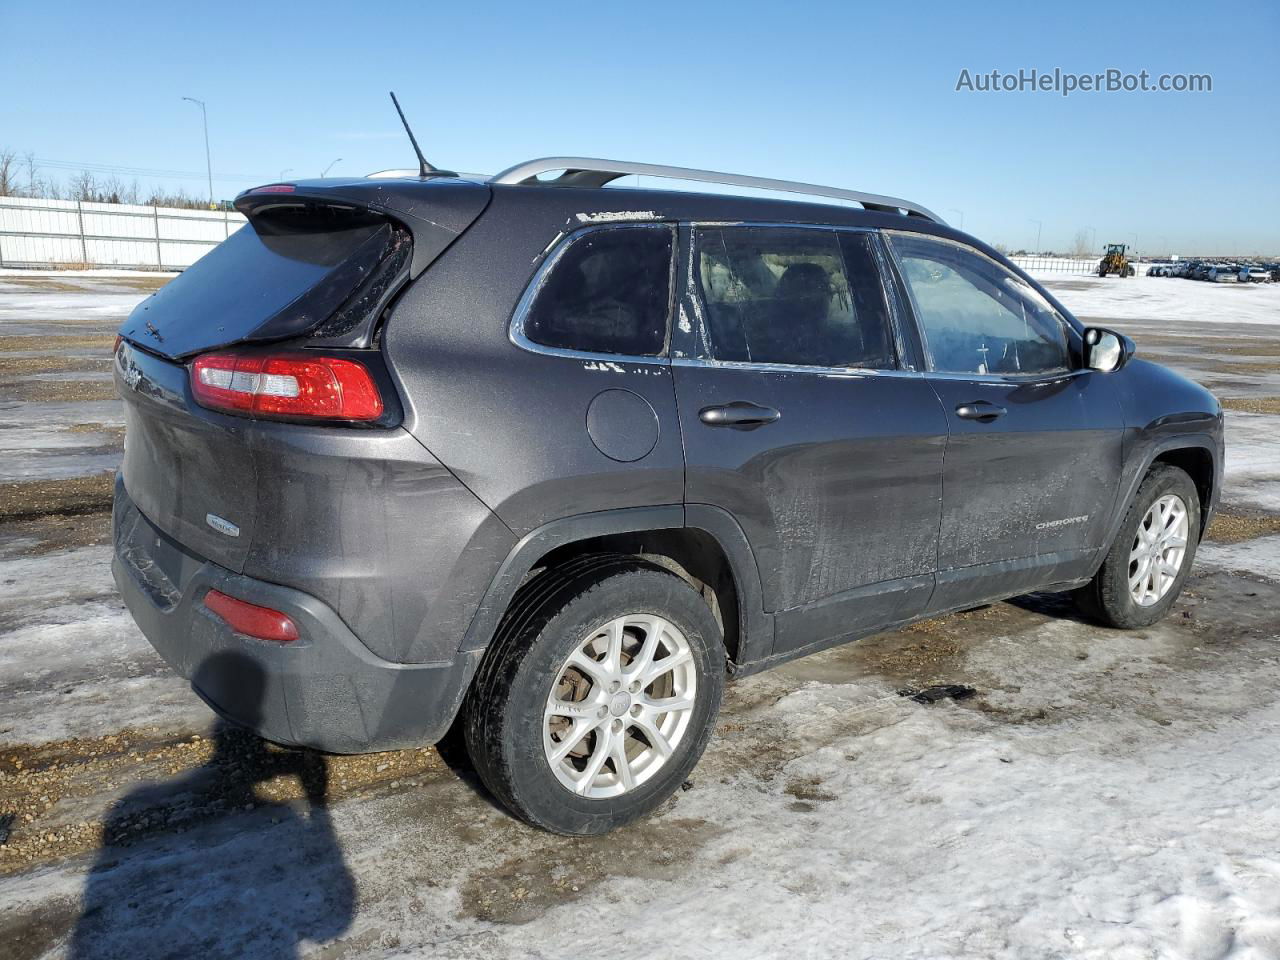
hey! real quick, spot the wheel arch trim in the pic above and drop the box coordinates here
[1092,433,1221,573]
[457,504,774,665]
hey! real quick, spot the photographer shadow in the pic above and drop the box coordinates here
[69,651,355,960]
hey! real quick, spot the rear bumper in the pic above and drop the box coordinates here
[113,476,479,753]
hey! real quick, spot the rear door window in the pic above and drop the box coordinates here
[692,226,896,369]
[521,225,674,357]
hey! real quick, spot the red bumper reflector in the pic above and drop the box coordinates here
[203,589,299,643]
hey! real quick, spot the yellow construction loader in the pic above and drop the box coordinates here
[1098,243,1136,277]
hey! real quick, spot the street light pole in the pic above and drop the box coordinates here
[182,97,213,208]
[278,167,293,181]
[1028,218,1042,253]
[321,158,342,178]
[947,207,965,229]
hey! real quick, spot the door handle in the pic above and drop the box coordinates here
[954,400,1007,422]
[699,401,781,428]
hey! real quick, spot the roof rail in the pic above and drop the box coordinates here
[488,156,944,224]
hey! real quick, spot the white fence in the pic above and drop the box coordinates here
[1008,256,1100,275]
[0,195,246,270]
[1009,255,1156,277]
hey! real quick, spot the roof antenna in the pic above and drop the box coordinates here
[389,91,454,178]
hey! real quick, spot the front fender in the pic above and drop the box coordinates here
[1090,358,1223,568]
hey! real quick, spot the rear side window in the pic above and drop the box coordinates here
[522,225,673,357]
[889,233,1071,376]
[693,226,895,369]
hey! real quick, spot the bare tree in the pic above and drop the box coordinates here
[145,187,207,210]
[1073,229,1091,258]
[0,149,18,196]
[68,170,100,201]
[22,153,49,198]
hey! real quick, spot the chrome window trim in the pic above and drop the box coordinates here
[509,222,677,366]
[882,229,1079,379]
[919,367,1090,386]
[670,356,923,378]
[684,221,904,375]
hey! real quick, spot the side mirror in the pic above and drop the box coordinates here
[1084,327,1134,372]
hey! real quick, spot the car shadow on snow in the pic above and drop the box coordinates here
[67,651,356,960]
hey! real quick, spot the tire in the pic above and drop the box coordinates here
[1075,464,1201,629]
[463,557,725,835]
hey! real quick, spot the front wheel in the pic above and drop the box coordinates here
[1075,464,1201,628]
[463,558,725,835]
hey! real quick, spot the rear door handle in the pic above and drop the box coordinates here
[954,400,1007,422]
[699,401,781,428]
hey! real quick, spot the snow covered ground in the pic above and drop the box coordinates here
[1036,273,1280,327]
[0,274,1278,960]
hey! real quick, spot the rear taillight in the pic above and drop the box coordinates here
[190,351,383,422]
[204,589,299,643]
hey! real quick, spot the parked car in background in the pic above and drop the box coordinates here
[1208,264,1239,282]
[1239,266,1270,283]
[111,157,1225,834]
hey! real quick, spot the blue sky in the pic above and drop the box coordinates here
[3,0,1276,254]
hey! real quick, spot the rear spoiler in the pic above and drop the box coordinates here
[235,177,491,278]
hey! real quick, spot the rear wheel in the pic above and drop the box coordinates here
[463,558,724,835]
[1075,464,1200,628]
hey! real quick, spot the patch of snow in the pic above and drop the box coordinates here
[1198,534,1280,582]
[0,421,121,482]
[0,268,179,278]
[0,545,207,743]
[1222,412,1280,514]
[1039,274,1280,327]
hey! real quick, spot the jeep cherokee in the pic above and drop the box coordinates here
[112,157,1223,834]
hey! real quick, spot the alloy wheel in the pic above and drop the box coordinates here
[1128,494,1189,606]
[543,615,697,798]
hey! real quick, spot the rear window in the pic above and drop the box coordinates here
[120,203,395,359]
[521,225,674,357]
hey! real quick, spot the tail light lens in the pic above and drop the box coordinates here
[191,351,383,422]
[204,589,299,643]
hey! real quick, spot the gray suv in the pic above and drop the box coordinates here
[113,157,1223,834]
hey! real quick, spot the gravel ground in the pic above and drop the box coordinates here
[0,272,1278,960]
